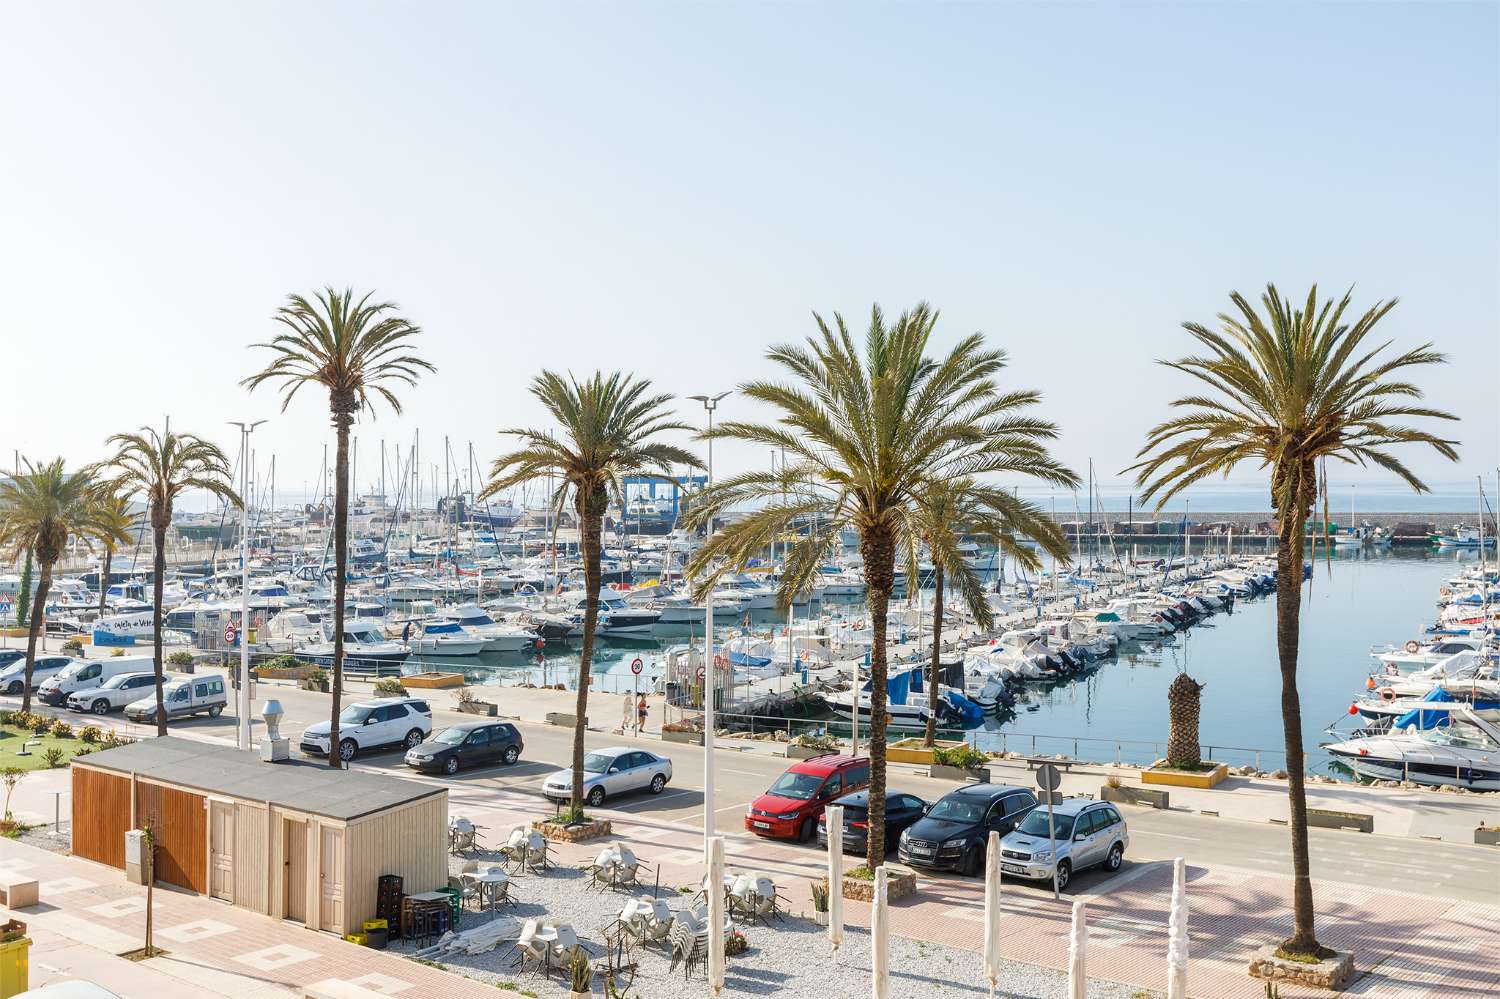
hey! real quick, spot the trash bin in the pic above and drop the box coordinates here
[0,920,31,999]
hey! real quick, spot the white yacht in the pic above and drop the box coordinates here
[1325,704,1500,790]
[404,619,487,657]
[442,604,542,652]
[295,621,410,674]
[1372,636,1492,675]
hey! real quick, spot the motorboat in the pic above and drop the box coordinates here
[1372,636,1492,674]
[403,620,487,657]
[295,622,411,674]
[823,665,984,730]
[1324,703,1500,790]
[442,603,543,652]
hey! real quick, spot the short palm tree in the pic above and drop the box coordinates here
[0,459,127,713]
[93,426,240,735]
[684,304,1077,867]
[1129,284,1458,957]
[909,477,1069,746]
[243,288,434,766]
[91,492,139,619]
[480,371,699,815]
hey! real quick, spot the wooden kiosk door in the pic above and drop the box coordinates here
[208,800,235,901]
[318,825,344,932]
[283,819,307,923]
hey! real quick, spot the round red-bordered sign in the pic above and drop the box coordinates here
[631,658,644,675]
[223,624,239,645]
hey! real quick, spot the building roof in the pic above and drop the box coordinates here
[74,736,444,822]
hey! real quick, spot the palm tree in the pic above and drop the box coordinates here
[91,492,139,619]
[684,304,1076,867]
[1129,284,1458,957]
[0,459,127,713]
[909,477,1069,746]
[244,288,434,766]
[480,371,699,816]
[93,426,240,735]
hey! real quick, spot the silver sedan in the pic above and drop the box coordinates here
[542,747,673,806]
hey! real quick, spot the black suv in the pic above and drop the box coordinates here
[817,789,929,855]
[404,721,524,775]
[897,784,1037,876]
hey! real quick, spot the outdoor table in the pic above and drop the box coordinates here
[475,869,511,910]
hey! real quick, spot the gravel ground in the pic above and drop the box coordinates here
[390,850,1157,999]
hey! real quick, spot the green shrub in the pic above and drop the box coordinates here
[167,650,194,667]
[263,654,303,672]
[932,744,990,770]
[373,677,407,697]
[793,731,840,751]
[0,711,14,727]
[28,715,51,735]
[302,667,329,690]
[110,648,126,657]
[61,639,84,655]
[48,720,73,739]
[42,747,66,768]
[78,725,102,744]
[71,745,96,760]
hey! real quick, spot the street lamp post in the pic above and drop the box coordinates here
[689,391,729,844]
[228,420,266,752]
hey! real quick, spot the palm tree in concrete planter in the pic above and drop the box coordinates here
[685,304,1076,867]
[0,458,126,713]
[481,371,698,818]
[910,476,1068,746]
[244,288,434,766]
[91,491,138,619]
[1165,673,1204,769]
[93,425,241,735]
[1130,284,1458,959]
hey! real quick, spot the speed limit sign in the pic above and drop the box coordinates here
[696,665,706,681]
[223,624,238,645]
[630,657,644,675]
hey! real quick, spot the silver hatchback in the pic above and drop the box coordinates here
[542,747,673,806]
[998,799,1129,891]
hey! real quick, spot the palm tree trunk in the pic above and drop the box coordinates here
[572,489,605,815]
[151,519,168,737]
[98,549,111,619]
[20,563,52,716]
[923,565,945,747]
[861,525,895,870]
[328,406,353,768]
[1276,506,1319,955]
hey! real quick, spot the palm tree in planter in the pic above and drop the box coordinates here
[90,492,140,619]
[0,458,127,713]
[1165,673,1205,769]
[480,371,699,819]
[910,477,1069,747]
[93,426,241,735]
[244,288,435,766]
[684,304,1076,867]
[1129,284,1458,959]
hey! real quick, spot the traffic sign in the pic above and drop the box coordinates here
[223,624,239,645]
[1035,762,1062,792]
[630,658,644,675]
[696,665,706,681]
[1036,789,1065,805]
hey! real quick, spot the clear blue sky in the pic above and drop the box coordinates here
[2,1,1495,509]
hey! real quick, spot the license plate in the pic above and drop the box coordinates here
[753,821,770,830]
[1002,863,1026,874]
[910,846,933,856]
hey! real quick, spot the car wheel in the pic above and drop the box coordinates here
[798,817,815,843]
[444,756,460,775]
[649,773,666,794]
[5,682,21,695]
[502,746,520,765]
[404,729,424,750]
[1106,842,1124,872]
[93,700,111,715]
[339,738,358,762]
[1055,860,1072,892]
[208,704,223,718]
[587,786,606,807]
[962,845,981,877]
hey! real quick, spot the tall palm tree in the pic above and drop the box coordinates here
[685,304,1076,867]
[93,426,240,735]
[0,459,127,713]
[243,288,434,766]
[480,371,699,816]
[1129,284,1457,957]
[92,492,139,619]
[909,477,1069,746]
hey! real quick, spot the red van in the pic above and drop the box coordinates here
[745,754,871,841]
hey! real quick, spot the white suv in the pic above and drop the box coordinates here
[299,697,432,762]
[67,671,159,715]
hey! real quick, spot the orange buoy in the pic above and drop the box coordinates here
[1348,703,1359,715]
[1366,676,1377,690]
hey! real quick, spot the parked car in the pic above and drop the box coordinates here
[406,721,523,774]
[0,654,74,695]
[541,747,672,806]
[745,754,871,842]
[67,671,158,714]
[898,784,1038,876]
[37,656,155,706]
[299,696,433,762]
[999,798,1129,891]
[817,789,928,854]
[124,674,227,724]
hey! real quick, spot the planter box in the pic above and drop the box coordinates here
[1142,762,1228,789]
[1248,944,1354,990]
[457,700,498,717]
[786,744,838,760]
[812,909,828,926]
[1101,784,1170,809]
[532,818,611,843]
[1307,808,1373,834]
[255,666,311,681]
[663,728,704,746]
[821,866,917,903]
[403,672,467,689]
[1475,826,1500,846]
[545,712,584,728]
[929,763,990,783]
[887,738,963,765]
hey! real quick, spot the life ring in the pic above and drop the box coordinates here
[799,650,809,662]
[1404,640,1420,653]
[1378,687,1396,703]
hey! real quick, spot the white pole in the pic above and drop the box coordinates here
[704,409,716,844]
[707,834,725,995]
[872,865,890,999]
[827,804,844,952]
[984,830,1003,996]
[1068,900,1088,999]
[1167,856,1189,999]
[229,419,265,752]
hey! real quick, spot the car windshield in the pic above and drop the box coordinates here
[339,705,375,724]
[582,753,615,773]
[105,674,140,689]
[1016,809,1074,839]
[925,797,986,823]
[435,728,468,745]
[767,772,823,801]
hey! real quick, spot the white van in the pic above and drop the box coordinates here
[124,674,227,724]
[36,656,156,707]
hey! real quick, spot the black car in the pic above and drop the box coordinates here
[897,784,1037,876]
[404,721,524,775]
[817,789,928,854]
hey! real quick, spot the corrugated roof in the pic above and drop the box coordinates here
[74,736,444,822]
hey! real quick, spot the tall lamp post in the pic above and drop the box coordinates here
[228,420,265,751]
[689,391,729,844]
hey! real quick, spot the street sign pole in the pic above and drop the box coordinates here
[1035,763,1062,900]
[631,657,643,735]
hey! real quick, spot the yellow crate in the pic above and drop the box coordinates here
[361,918,388,932]
[343,933,367,946]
